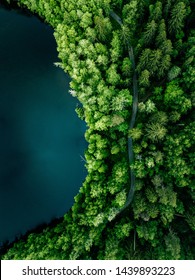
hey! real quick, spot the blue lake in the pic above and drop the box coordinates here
[0,6,87,243]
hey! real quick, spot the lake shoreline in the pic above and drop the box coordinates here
[0,6,87,246]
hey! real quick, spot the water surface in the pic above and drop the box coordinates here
[0,7,87,243]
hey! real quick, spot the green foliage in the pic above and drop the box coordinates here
[121,57,132,76]
[164,231,181,260]
[94,13,112,41]
[143,20,157,45]
[185,208,195,231]
[149,1,163,21]
[168,2,188,35]
[168,66,181,81]
[164,81,192,113]
[137,48,171,78]
[136,221,158,243]
[139,70,150,87]
[146,123,167,142]
[129,127,143,140]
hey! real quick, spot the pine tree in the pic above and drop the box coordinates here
[169,2,187,35]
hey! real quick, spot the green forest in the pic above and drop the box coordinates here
[1,0,195,260]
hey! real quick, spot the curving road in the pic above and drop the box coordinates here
[110,11,138,214]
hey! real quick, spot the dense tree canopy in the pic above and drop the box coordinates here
[1,0,194,260]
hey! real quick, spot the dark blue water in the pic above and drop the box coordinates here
[0,7,87,243]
